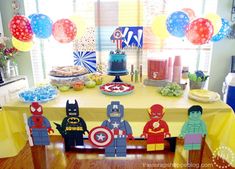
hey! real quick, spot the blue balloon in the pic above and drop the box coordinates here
[211,18,231,42]
[166,11,190,37]
[30,14,53,39]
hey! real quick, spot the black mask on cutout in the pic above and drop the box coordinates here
[66,100,79,117]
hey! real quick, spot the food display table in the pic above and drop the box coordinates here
[1,77,235,166]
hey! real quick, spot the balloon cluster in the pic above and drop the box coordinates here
[9,14,78,51]
[151,9,231,45]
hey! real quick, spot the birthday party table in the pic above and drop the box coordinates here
[1,77,235,166]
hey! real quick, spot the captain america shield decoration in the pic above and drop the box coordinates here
[88,126,114,147]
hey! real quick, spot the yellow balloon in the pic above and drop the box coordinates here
[70,16,87,39]
[151,15,170,39]
[205,13,222,36]
[12,37,33,52]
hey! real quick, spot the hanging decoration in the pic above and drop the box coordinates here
[12,37,33,51]
[8,9,231,52]
[9,15,33,42]
[205,13,222,36]
[151,15,169,39]
[186,18,214,45]
[211,18,231,42]
[166,11,190,37]
[29,14,53,39]
[70,16,87,39]
[150,10,230,44]
[52,19,77,43]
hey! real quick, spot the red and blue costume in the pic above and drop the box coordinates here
[28,102,54,145]
[101,101,134,157]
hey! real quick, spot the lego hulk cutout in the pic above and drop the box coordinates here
[180,105,207,150]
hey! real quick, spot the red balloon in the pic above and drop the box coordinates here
[186,18,214,45]
[52,19,77,43]
[9,15,33,42]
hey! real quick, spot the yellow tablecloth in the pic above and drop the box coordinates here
[1,77,235,166]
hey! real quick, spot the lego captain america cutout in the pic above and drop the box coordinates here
[141,104,171,151]
[54,100,89,151]
[101,101,134,157]
[89,101,134,157]
[28,102,54,145]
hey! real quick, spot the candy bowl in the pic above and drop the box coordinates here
[88,73,103,85]
[18,85,58,103]
[58,85,71,92]
[85,80,96,88]
[72,80,85,91]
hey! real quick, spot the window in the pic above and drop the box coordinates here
[24,0,217,84]
[24,0,95,83]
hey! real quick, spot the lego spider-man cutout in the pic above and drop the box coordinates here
[28,102,54,145]
[141,104,171,151]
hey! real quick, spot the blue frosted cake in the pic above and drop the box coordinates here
[107,49,128,76]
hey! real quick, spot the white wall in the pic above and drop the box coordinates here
[208,0,235,96]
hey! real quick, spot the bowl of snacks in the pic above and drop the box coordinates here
[82,73,103,88]
[88,73,103,85]
[49,65,89,89]
[72,80,85,91]
[85,80,96,88]
[58,85,71,92]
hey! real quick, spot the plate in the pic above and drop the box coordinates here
[100,82,134,96]
[49,72,88,78]
[188,89,220,103]
[49,65,89,77]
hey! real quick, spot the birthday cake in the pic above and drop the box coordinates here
[107,49,128,76]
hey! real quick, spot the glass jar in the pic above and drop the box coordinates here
[9,60,19,77]
[2,59,11,79]
[2,59,19,79]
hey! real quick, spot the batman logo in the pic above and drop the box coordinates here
[67,117,80,124]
